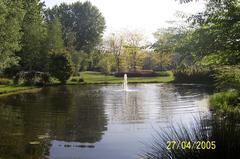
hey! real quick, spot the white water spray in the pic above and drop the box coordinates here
[123,74,128,91]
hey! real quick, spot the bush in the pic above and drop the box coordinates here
[78,78,84,82]
[115,70,157,77]
[70,77,78,82]
[14,71,50,86]
[70,77,84,83]
[214,65,240,91]
[0,78,12,85]
[156,71,170,77]
[173,65,215,84]
[49,50,73,84]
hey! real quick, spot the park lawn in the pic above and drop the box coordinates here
[78,71,174,84]
[0,85,36,96]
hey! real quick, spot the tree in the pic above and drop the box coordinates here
[123,31,147,72]
[47,18,64,51]
[180,0,240,65]
[0,0,24,72]
[106,33,124,73]
[18,0,47,71]
[45,1,106,52]
[49,50,73,84]
[152,27,193,68]
[97,52,115,74]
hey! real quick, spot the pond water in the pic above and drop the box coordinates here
[0,84,212,159]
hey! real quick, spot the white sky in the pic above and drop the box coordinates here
[43,0,205,42]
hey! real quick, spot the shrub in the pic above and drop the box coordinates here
[78,78,84,82]
[173,65,215,84]
[14,71,50,86]
[0,78,12,85]
[214,65,240,91]
[70,77,78,82]
[49,50,73,84]
[115,70,157,77]
[156,71,170,77]
[70,77,84,83]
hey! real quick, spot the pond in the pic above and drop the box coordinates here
[0,84,212,159]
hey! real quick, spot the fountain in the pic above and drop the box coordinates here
[123,74,128,91]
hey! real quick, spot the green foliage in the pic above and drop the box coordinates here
[155,71,171,77]
[97,53,115,74]
[18,0,48,71]
[70,76,84,83]
[106,33,124,72]
[214,65,240,91]
[0,78,12,85]
[71,51,82,75]
[47,18,64,51]
[181,0,240,65]
[152,28,195,68]
[0,0,24,72]
[49,50,73,84]
[209,90,240,120]
[45,1,106,52]
[173,65,215,84]
[14,71,50,86]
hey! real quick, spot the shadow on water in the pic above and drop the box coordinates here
[0,85,107,159]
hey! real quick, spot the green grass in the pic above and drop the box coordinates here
[0,71,173,96]
[77,71,174,84]
[0,85,37,96]
[209,90,240,120]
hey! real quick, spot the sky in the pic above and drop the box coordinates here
[42,0,205,42]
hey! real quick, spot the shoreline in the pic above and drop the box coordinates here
[0,86,42,97]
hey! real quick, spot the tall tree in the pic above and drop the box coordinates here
[123,31,146,72]
[47,18,64,51]
[0,0,24,72]
[45,1,106,52]
[180,0,240,65]
[18,0,47,71]
[106,33,124,73]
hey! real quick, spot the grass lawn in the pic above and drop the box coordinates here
[0,85,37,96]
[72,71,174,84]
[0,71,173,96]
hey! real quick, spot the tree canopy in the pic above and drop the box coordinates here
[0,0,24,72]
[45,1,106,52]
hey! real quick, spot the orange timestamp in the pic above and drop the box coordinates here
[166,140,216,150]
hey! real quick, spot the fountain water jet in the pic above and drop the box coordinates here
[123,74,128,91]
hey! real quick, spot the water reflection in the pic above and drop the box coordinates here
[0,84,211,159]
[0,86,107,159]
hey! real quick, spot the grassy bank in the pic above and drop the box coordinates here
[0,71,174,96]
[73,71,174,84]
[0,85,37,97]
[209,90,240,120]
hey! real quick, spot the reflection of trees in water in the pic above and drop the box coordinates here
[157,84,211,126]
[0,85,107,158]
[52,86,107,143]
[0,104,51,159]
